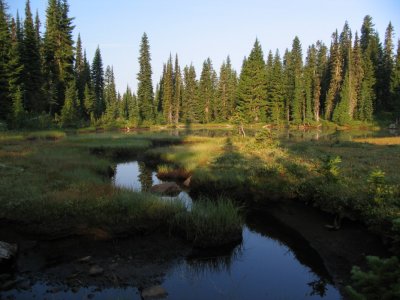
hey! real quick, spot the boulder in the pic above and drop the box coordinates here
[150,182,181,196]
[0,241,18,265]
[141,285,168,299]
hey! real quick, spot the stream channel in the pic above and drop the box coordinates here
[0,160,341,299]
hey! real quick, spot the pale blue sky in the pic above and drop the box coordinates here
[8,0,400,93]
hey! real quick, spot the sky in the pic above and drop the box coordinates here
[8,0,400,94]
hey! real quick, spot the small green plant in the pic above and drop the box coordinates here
[322,155,341,181]
[346,256,400,300]
[367,169,395,205]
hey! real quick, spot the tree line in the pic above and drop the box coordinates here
[1,0,399,129]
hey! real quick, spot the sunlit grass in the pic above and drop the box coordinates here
[353,136,400,145]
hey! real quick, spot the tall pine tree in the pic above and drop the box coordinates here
[390,40,400,117]
[381,22,394,110]
[173,54,182,124]
[0,0,11,121]
[22,0,44,113]
[137,32,154,123]
[162,55,174,124]
[237,39,267,122]
[182,64,198,123]
[91,46,104,119]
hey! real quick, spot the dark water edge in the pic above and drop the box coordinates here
[0,220,340,300]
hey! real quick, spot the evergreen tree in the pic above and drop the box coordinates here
[198,58,216,123]
[128,91,139,125]
[218,58,231,122]
[60,79,78,127]
[316,41,329,120]
[0,0,12,120]
[8,17,24,106]
[83,83,94,121]
[304,44,317,122]
[390,40,400,117]
[237,39,267,122]
[91,46,104,118]
[22,0,44,113]
[267,50,285,123]
[74,33,85,109]
[282,49,291,123]
[162,55,173,124]
[153,82,164,123]
[381,22,394,110]
[290,36,305,124]
[43,0,75,114]
[333,69,352,125]
[34,10,40,44]
[12,85,25,128]
[333,23,355,124]
[360,15,381,111]
[104,65,118,122]
[137,32,154,123]
[358,55,375,121]
[324,30,342,120]
[173,54,182,124]
[182,64,198,123]
[120,85,131,120]
[351,32,364,118]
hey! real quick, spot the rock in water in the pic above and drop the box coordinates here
[0,241,18,264]
[88,265,104,276]
[141,285,168,299]
[150,182,181,196]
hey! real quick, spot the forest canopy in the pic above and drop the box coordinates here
[0,0,399,129]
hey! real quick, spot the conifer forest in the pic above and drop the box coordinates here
[1,0,399,129]
[1,1,400,299]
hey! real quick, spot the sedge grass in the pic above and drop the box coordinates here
[173,197,243,248]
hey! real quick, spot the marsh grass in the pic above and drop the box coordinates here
[172,197,243,248]
[157,164,191,180]
[354,136,400,145]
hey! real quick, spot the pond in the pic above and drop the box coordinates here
[0,160,340,299]
[0,222,339,300]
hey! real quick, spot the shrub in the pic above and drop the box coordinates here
[346,256,400,300]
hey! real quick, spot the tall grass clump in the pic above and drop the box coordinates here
[173,197,243,248]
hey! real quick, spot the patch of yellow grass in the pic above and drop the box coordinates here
[354,136,400,145]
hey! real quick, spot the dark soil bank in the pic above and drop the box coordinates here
[251,200,389,293]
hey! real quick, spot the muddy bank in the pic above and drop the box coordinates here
[250,200,389,292]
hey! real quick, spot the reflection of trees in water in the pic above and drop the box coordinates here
[307,279,328,297]
[138,162,153,191]
[184,244,243,277]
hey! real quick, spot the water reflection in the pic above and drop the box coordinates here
[162,227,339,299]
[112,161,192,209]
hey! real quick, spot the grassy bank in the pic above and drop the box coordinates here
[0,131,243,246]
[142,130,400,252]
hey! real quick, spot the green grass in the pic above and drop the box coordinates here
[172,197,243,248]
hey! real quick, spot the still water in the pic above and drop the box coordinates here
[111,161,340,299]
[0,161,340,299]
